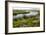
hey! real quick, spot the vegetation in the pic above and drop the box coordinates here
[13,10,40,28]
[13,10,30,15]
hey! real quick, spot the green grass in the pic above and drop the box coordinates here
[13,16,40,28]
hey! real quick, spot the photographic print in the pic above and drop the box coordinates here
[5,1,45,34]
[13,8,40,28]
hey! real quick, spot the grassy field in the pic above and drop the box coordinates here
[13,10,40,28]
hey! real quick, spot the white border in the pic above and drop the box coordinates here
[8,2,44,33]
